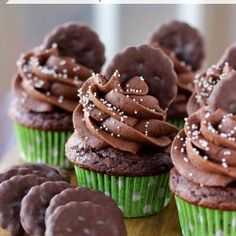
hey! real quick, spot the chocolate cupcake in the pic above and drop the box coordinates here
[170,70,236,236]
[149,20,205,128]
[187,42,236,116]
[66,44,178,217]
[9,22,105,168]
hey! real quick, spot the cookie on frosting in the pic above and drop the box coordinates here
[20,181,71,236]
[187,63,233,115]
[45,201,126,236]
[104,44,178,110]
[42,21,105,73]
[217,42,236,68]
[208,70,236,114]
[149,20,205,71]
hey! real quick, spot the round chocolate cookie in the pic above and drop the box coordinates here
[208,70,236,114]
[45,187,123,221]
[0,175,50,236]
[170,168,236,210]
[149,20,205,71]
[45,201,126,236]
[66,132,173,176]
[20,181,71,236]
[104,44,177,110]
[42,21,105,73]
[0,163,68,184]
[9,101,73,131]
[217,42,236,68]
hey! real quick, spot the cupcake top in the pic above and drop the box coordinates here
[75,44,178,154]
[66,45,178,176]
[149,20,205,119]
[171,70,236,189]
[187,63,232,115]
[13,22,105,114]
[187,42,236,115]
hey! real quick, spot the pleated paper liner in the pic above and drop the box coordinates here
[175,196,236,236]
[75,167,172,218]
[167,118,185,129]
[14,124,72,169]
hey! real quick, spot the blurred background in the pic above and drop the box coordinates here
[0,4,235,158]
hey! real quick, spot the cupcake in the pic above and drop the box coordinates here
[66,44,178,217]
[170,70,236,236]
[149,20,205,128]
[187,42,236,115]
[9,22,105,168]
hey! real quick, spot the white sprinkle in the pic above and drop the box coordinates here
[60,60,66,66]
[58,96,64,103]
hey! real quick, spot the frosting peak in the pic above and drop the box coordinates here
[74,72,178,154]
[14,47,92,113]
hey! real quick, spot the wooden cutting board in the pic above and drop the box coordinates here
[0,147,182,236]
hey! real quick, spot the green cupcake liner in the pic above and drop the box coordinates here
[167,118,185,129]
[175,196,236,236]
[14,123,72,169]
[74,166,172,217]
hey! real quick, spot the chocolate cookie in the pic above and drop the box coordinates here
[149,20,205,71]
[217,42,236,68]
[20,181,71,236]
[42,22,105,73]
[104,44,177,110]
[0,175,49,236]
[66,132,173,176]
[45,187,122,221]
[0,163,68,184]
[170,168,236,210]
[45,201,127,236]
[208,70,236,114]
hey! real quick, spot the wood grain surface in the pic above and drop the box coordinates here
[0,147,182,236]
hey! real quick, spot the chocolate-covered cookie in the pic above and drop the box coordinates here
[45,201,126,236]
[217,42,236,68]
[208,70,236,114]
[45,187,122,221]
[0,163,68,184]
[149,20,205,71]
[0,175,49,236]
[104,44,177,109]
[20,181,71,236]
[42,22,105,73]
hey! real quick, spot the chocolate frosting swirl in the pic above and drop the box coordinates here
[187,63,232,115]
[14,47,92,113]
[74,73,178,154]
[171,106,236,187]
